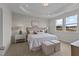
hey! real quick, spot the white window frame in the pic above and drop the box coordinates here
[55,19,64,32]
[55,15,78,32]
[65,15,78,32]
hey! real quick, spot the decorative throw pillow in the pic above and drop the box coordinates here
[40,30,43,32]
[33,31,37,34]
[29,30,33,34]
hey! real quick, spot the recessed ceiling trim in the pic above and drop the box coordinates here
[6,3,79,19]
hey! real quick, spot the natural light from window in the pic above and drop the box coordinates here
[66,15,77,32]
[56,19,63,31]
[56,15,77,32]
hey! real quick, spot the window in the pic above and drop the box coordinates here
[66,15,77,32]
[56,15,77,32]
[56,19,63,31]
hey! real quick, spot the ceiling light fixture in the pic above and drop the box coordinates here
[42,0,48,6]
[43,3,48,6]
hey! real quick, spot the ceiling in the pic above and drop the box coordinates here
[5,3,79,18]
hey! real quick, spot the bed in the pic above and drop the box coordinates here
[26,26,57,51]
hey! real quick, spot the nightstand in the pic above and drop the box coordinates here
[15,34,26,43]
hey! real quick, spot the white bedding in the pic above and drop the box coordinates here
[27,32,57,50]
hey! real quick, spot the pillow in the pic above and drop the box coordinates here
[33,31,37,34]
[29,30,33,34]
[42,30,45,32]
[40,30,43,32]
[40,30,45,33]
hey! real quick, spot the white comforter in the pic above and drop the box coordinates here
[27,32,57,50]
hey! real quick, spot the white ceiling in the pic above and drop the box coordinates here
[5,3,79,18]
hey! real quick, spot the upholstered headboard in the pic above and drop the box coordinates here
[26,26,48,34]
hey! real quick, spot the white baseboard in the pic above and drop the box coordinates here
[0,41,11,56]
